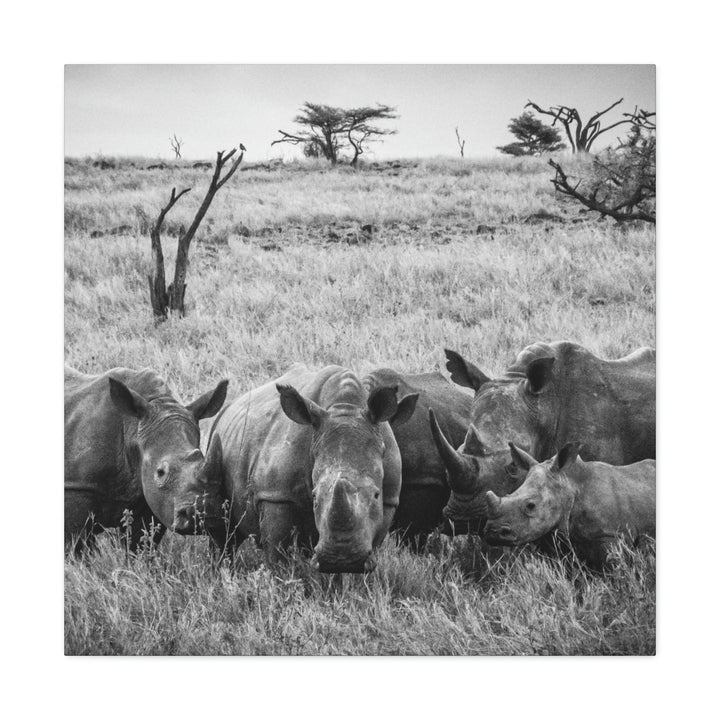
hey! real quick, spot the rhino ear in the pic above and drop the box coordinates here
[389,393,419,428]
[509,442,537,470]
[109,378,149,419]
[277,384,328,428]
[186,379,229,421]
[366,385,399,424]
[463,425,488,457]
[552,442,581,472]
[525,357,555,394]
[444,349,491,392]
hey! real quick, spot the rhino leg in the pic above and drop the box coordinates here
[65,491,101,556]
[588,536,624,572]
[392,486,449,551]
[259,501,299,564]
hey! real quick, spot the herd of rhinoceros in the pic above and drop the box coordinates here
[64,340,655,572]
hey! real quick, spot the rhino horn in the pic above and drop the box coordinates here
[508,442,537,470]
[429,408,477,495]
[199,434,223,487]
[463,424,488,457]
[328,478,356,527]
[485,491,502,518]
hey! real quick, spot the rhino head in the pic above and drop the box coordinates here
[277,382,418,573]
[428,408,528,535]
[445,347,560,464]
[484,442,580,546]
[109,377,228,535]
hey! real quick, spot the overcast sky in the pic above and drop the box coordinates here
[65,65,655,161]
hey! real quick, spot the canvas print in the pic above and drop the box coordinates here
[64,65,656,655]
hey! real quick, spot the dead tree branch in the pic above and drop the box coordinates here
[148,146,245,320]
[148,186,191,318]
[170,133,184,159]
[548,158,655,224]
[525,98,633,153]
[455,127,466,158]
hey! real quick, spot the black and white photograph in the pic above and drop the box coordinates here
[63,64,657,656]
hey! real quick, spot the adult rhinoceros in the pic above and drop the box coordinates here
[435,341,655,534]
[206,364,418,573]
[65,366,228,553]
[363,369,472,543]
[484,442,656,568]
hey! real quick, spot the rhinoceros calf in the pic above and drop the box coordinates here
[440,341,655,533]
[64,366,228,553]
[483,443,655,568]
[363,369,472,543]
[207,364,418,573]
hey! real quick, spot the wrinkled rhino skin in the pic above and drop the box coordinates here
[364,369,472,542]
[440,342,655,533]
[484,443,655,569]
[64,366,227,553]
[447,341,655,463]
[207,364,418,572]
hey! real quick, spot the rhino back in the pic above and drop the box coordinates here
[557,344,655,463]
[506,342,656,464]
[570,459,656,543]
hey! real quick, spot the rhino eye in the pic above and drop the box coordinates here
[524,501,536,513]
[374,491,380,500]
[155,462,170,486]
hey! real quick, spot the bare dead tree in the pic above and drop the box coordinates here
[525,98,635,154]
[170,133,184,159]
[547,109,655,224]
[455,127,466,158]
[148,146,245,320]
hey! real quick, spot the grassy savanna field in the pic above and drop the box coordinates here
[64,155,655,655]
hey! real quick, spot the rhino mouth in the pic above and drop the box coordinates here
[310,551,376,574]
[173,508,224,535]
[483,524,517,545]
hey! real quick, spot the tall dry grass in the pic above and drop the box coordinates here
[64,156,655,655]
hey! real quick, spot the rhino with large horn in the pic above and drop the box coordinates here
[428,408,526,534]
[440,341,655,535]
[207,364,419,573]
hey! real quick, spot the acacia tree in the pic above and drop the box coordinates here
[272,102,397,166]
[548,109,655,224]
[525,98,637,154]
[496,112,566,156]
[344,105,398,167]
[148,146,244,320]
